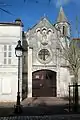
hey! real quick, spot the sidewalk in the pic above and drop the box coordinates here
[0,102,15,108]
[0,102,80,117]
[0,97,79,117]
[0,97,68,107]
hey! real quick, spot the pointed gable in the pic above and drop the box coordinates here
[27,17,57,33]
[57,6,68,22]
[38,17,53,28]
[26,17,59,49]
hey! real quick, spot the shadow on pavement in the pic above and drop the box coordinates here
[0,103,80,116]
[8,104,78,116]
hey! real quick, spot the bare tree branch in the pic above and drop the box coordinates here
[59,37,80,83]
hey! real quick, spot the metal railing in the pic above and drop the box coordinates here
[69,83,80,112]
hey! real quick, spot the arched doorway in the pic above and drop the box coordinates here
[32,69,56,97]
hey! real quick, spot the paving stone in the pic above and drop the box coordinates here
[0,115,80,120]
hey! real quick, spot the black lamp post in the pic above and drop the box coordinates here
[14,40,23,113]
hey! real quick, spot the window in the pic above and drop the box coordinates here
[4,52,7,57]
[63,26,65,35]
[4,58,7,64]
[42,27,47,34]
[36,28,40,33]
[8,59,11,64]
[63,26,67,36]
[4,45,12,65]
[37,29,40,32]
[4,45,6,50]
[9,45,11,51]
[38,49,50,61]
[48,29,52,33]
[8,52,11,57]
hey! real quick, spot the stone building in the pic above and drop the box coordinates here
[0,7,76,102]
[23,6,71,99]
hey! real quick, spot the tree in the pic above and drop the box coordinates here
[60,37,80,83]
[59,37,80,112]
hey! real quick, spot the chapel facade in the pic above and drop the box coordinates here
[22,7,71,99]
[0,7,74,102]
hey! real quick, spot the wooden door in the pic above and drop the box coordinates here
[32,70,56,97]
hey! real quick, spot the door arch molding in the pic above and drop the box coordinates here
[32,68,57,73]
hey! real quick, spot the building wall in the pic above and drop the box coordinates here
[59,67,70,97]
[0,24,23,102]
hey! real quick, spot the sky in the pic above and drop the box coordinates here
[0,0,80,37]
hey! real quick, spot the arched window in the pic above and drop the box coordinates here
[37,29,40,32]
[47,29,52,34]
[42,28,46,31]
[36,28,40,33]
[42,27,47,34]
[36,28,41,36]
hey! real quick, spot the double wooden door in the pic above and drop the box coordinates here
[32,70,56,97]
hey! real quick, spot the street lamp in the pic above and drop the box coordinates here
[14,40,23,113]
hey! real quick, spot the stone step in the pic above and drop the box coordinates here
[21,97,68,106]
